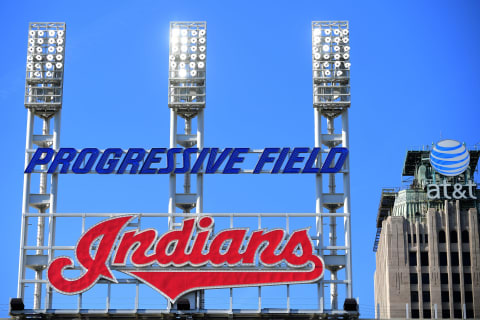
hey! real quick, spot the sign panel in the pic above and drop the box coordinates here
[47,215,325,302]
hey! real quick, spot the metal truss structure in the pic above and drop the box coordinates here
[18,22,66,310]
[312,21,353,311]
[14,21,357,320]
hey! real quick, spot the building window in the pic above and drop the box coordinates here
[442,309,450,318]
[441,291,449,302]
[421,252,429,266]
[451,252,459,266]
[450,230,458,243]
[413,234,416,243]
[462,230,469,243]
[409,252,417,266]
[412,309,419,319]
[454,308,462,318]
[411,291,418,303]
[410,273,418,284]
[464,273,472,285]
[423,308,431,318]
[422,291,430,303]
[465,291,473,303]
[463,251,471,266]
[466,308,474,319]
[453,291,461,303]
[424,234,428,244]
[440,273,448,284]
[452,273,460,284]
[439,252,447,266]
[439,230,446,243]
[408,234,411,243]
[422,273,429,285]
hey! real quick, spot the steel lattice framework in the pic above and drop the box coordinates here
[312,21,353,311]
[14,21,357,319]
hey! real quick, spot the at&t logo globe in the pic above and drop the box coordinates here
[430,139,470,177]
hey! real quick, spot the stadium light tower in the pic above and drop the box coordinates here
[312,21,353,312]
[18,22,66,309]
[167,21,206,310]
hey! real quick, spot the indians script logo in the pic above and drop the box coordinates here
[47,216,324,302]
[430,139,470,177]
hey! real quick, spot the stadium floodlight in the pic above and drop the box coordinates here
[25,22,66,116]
[168,22,206,114]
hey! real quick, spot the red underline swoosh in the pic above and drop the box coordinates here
[125,262,324,302]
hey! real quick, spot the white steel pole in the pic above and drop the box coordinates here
[169,109,177,224]
[342,110,353,298]
[314,108,324,312]
[18,109,34,298]
[196,110,204,213]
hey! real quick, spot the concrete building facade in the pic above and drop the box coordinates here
[374,146,480,319]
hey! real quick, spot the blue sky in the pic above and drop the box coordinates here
[1,0,479,317]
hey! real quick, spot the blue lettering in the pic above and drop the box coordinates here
[25,148,54,173]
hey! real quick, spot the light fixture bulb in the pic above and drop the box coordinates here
[179,62,186,68]
[27,55,33,61]
[342,29,349,36]
[191,46,197,52]
[181,29,188,36]
[57,30,64,37]
[28,47,34,53]
[343,53,350,59]
[180,53,187,60]
[56,54,63,61]
[199,29,206,36]
[191,30,198,36]
[48,38,55,44]
[46,71,53,77]
[57,46,63,52]
[47,54,54,61]
[323,54,330,60]
[171,62,177,68]
[324,29,331,35]
[29,30,35,36]
[55,62,63,69]
[344,46,350,52]
[169,55,175,61]
[314,37,321,44]
[199,37,206,44]
[27,63,33,69]
[29,39,35,44]
[325,37,331,43]
[199,46,206,52]
[199,53,206,60]
[48,47,55,53]
[35,55,42,61]
[38,31,44,36]
[172,46,179,53]
[189,62,196,68]
[57,38,64,45]
[324,70,331,76]
[191,38,197,44]
[197,61,205,68]
[334,37,340,43]
[36,47,43,53]
[172,29,180,37]
[35,63,41,69]
[46,62,53,69]
[181,45,188,52]
[313,47,319,53]
[334,46,340,52]
[323,62,329,68]
[179,69,187,77]
[314,62,320,69]
[48,30,55,37]
[342,37,349,43]
[314,29,322,36]
[333,29,340,35]
[335,61,341,67]
[337,71,343,76]
[314,53,321,60]
[190,70,197,77]
[191,54,197,60]
[181,37,188,44]
[38,38,44,44]
[344,62,351,68]
[34,71,41,77]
